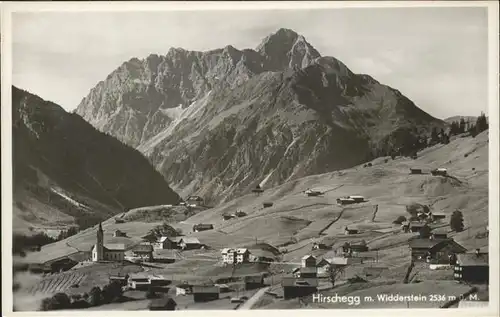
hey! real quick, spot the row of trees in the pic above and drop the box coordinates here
[396,204,465,233]
[40,281,124,311]
[142,222,183,243]
[448,113,489,138]
[13,226,80,256]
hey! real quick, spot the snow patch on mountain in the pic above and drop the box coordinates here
[137,91,212,154]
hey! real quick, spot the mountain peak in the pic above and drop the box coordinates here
[256,28,321,71]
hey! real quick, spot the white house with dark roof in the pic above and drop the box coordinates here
[236,248,250,263]
[221,248,236,264]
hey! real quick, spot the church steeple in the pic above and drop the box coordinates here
[96,222,104,261]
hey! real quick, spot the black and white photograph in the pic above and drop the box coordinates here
[1,1,499,314]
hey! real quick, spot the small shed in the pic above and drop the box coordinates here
[409,168,423,175]
[113,230,127,237]
[132,243,154,262]
[344,226,359,235]
[179,237,202,250]
[337,197,356,205]
[148,296,177,311]
[263,202,274,208]
[193,224,214,232]
[244,274,265,290]
[186,196,204,206]
[281,277,318,300]
[252,185,264,194]
[431,168,448,176]
[109,274,129,285]
[192,285,220,302]
[222,214,236,221]
[301,255,317,268]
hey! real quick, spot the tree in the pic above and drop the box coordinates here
[102,281,123,304]
[392,215,407,224]
[450,210,465,232]
[326,264,345,288]
[475,112,488,134]
[431,127,439,143]
[459,118,466,133]
[88,286,102,307]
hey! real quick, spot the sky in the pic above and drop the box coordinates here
[11,6,489,119]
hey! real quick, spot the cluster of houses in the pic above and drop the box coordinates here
[409,167,448,176]
[155,236,203,251]
[179,196,205,207]
[221,248,276,265]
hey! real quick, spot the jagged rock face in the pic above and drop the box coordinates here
[13,86,181,231]
[75,28,444,205]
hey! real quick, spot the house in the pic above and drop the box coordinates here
[149,275,171,288]
[343,241,369,255]
[454,250,488,283]
[248,249,276,263]
[301,255,317,268]
[312,242,329,250]
[192,285,220,302]
[431,168,448,176]
[215,283,232,293]
[293,267,318,278]
[221,248,236,264]
[409,168,423,174]
[131,243,154,262]
[409,238,467,263]
[281,277,318,299]
[263,202,273,208]
[244,275,265,290]
[148,296,177,311]
[109,274,129,285]
[192,224,214,232]
[186,196,204,206]
[113,230,127,238]
[252,185,264,194]
[179,237,202,250]
[337,197,356,205]
[348,195,365,203]
[344,226,359,235]
[234,210,247,217]
[128,273,151,290]
[431,213,446,222]
[408,222,429,233]
[155,236,182,250]
[305,189,323,197]
[236,248,250,263]
[430,228,448,240]
[91,223,125,262]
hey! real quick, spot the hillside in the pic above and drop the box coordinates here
[23,130,488,269]
[12,86,181,234]
[16,130,488,311]
[75,28,445,205]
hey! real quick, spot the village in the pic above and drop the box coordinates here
[14,157,490,311]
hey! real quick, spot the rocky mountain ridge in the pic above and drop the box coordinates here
[75,28,445,205]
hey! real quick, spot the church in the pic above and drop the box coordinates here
[90,222,125,262]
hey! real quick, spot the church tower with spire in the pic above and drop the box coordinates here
[94,222,104,261]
